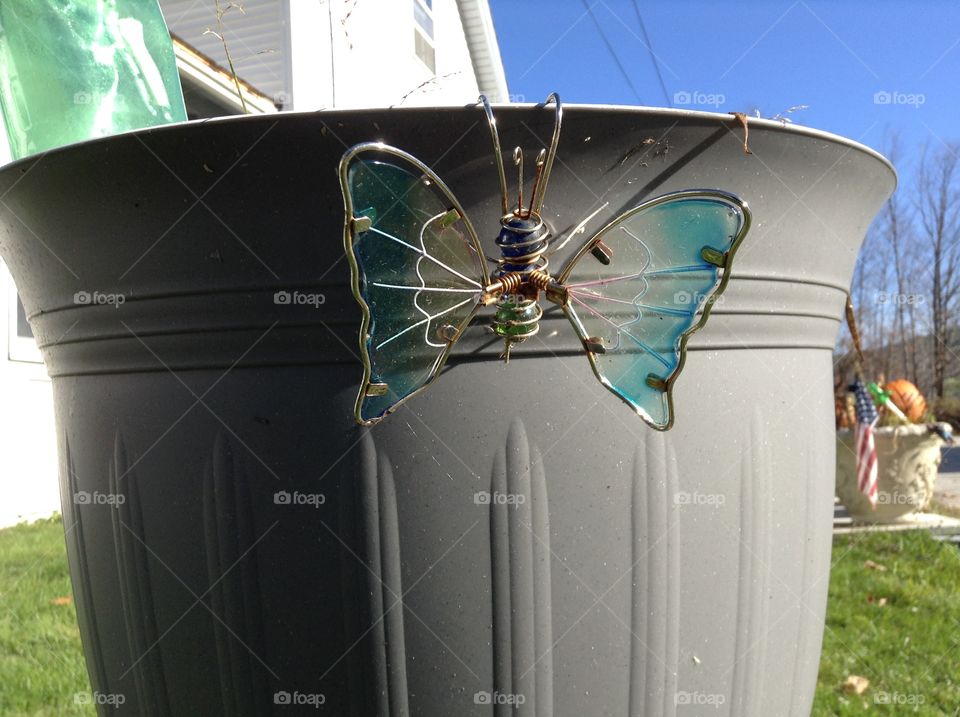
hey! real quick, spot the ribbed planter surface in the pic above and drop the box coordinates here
[0,106,894,716]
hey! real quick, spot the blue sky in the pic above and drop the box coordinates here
[488,0,960,162]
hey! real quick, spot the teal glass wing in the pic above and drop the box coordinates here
[556,191,749,429]
[341,145,487,425]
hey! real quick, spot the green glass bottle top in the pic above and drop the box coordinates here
[0,0,187,160]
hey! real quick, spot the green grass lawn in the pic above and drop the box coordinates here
[0,516,93,717]
[2,518,959,715]
[814,530,960,715]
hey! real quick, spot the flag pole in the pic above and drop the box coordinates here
[845,293,865,375]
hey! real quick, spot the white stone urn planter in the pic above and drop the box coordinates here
[836,424,949,522]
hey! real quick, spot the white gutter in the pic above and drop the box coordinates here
[455,0,509,102]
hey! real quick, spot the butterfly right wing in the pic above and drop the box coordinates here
[554,190,750,430]
[340,143,489,425]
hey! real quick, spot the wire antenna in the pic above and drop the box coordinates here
[527,149,547,217]
[513,147,524,214]
[480,93,563,218]
[531,93,562,215]
[479,95,509,216]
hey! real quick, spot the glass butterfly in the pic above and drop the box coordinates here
[338,93,751,430]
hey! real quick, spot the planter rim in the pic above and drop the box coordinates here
[838,422,951,437]
[0,102,897,187]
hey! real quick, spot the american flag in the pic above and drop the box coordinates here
[852,378,879,508]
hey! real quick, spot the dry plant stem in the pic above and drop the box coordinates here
[342,0,359,49]
[211,0,248,113]
[394,72,462,106]
[731,112,751,154]
[772,104,809,124]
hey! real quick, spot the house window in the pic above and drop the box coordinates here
[15,295,31,339]
[6,268,41,363]
[414,0,435,72]
[414,0,434,36]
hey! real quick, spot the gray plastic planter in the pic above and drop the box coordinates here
[0,105,893,716]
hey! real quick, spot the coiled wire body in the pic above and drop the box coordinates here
[492,214,549,349]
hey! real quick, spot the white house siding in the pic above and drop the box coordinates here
[161,0,485,110]
[0,264,59,528]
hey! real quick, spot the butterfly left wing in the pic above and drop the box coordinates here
[553,190,750,430]
[340,143,489,425]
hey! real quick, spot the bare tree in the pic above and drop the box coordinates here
[915,142,960,398]
[850,222,889,379]
[879,135,920,384]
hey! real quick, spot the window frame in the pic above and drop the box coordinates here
[413,0,436,72]
[5,264,42,364]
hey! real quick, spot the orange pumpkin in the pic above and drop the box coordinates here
[884,379,927,422]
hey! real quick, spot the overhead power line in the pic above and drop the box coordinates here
[579,0,644,104]
[631,0,671,107]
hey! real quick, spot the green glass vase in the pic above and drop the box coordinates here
[0,0,186,160]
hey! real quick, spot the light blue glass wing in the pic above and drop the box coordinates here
[340,143,488,425]
[555,190,750,430]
